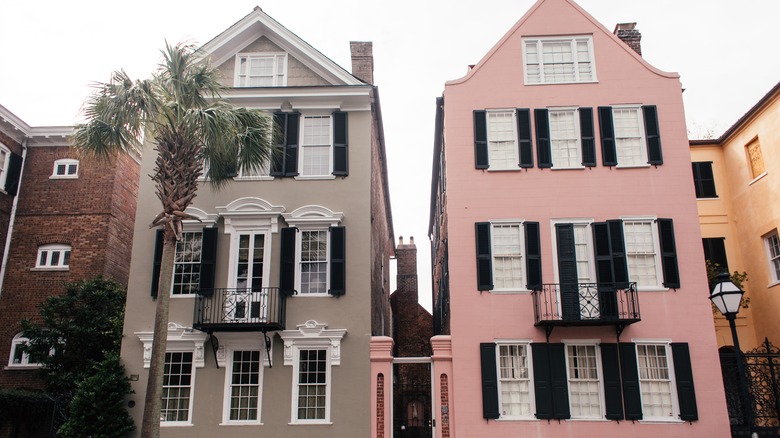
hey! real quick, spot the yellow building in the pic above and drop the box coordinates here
[691,81,780,350]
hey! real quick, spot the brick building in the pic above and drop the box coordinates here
[0,104,140,392]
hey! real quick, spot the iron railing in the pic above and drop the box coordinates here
[531,282,640,326]
[193,287,286,332]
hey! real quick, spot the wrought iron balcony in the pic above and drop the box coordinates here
[193,287,286,333]
[531,282,640,327]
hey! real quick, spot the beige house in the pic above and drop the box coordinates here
[690,81,780,350]
[119,8,394,437]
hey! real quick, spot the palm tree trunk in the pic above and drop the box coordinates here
[140,234,176,438]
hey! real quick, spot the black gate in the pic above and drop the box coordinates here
[721,337,780,437]
[393,363,432,438]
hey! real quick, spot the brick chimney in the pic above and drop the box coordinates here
[395,236,418,303]
[614,22,642,56]
[350,41,374,84]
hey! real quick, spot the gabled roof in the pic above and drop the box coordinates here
[201,7,363,86]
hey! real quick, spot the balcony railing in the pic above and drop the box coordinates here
[532,283,640,326]
[193,287,286,333]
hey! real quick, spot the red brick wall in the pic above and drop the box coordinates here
[0,146,139,389]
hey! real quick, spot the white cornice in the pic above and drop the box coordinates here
[217,197,286,233]
[221,86,372,112]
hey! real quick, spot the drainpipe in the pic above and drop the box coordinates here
[0,138,28,297]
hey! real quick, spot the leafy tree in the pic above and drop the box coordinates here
[21,277,127,396]
[71,42,274,437]
[58,353,135,438]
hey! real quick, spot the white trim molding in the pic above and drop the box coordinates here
[282,205,344,228]
[135,322,208,368]
[279,320,346,366]
[217,197,285,234]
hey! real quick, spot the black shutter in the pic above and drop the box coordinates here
[608,220,629,288]
[692,162,717,198]
[5,152,22,196]
[671,343,698,421]
[280,227,297,296]
[332,112,348,176]
[592,221,624,318]
[592,222,614,285]
[555,224,579,321]
[702,237,728,272]
[599,107,617,166]
[480,343,500,419]
[549,343,571,419]
[643,105,663,165]
[198,228,218,292]
[525,222,542,290]
[150,229,164,298]
[601,343,625,420]
[532,343,554,419]
[270,113,285,176]
[329,226,346,296]
[475,222,493,291]
[619,342,643,420]
[535,109,552,168]
[580,108,596,167]
[517,109,534,168]
[474,111,489,169]
[284,113,300,176]
[657,219,680,288]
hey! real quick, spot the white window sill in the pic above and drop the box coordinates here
[171,294,197,299]
[490,289,531,294]
[294,175,336,181]
[5,364,43,370]
[615,164,651,169]
[638,418,685,424]
[695,196,720,201]
[161,423,194,427]
[768,280,780,289]
[219,422,264,426]
[551,166,585,171]
[49,175,78,180]
[0,188,7,196]
[294,293,333,297]
[565,418,611,422]
[637,286,669,292]
[288,421,333,426]
[495,417,539,422]
[487,168,523,172]
[235,176,274,181]
[524,80,599,86]
[749,171,768,186]
[30,267,69,272]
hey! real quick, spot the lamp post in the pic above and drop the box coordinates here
[710,271,754,435]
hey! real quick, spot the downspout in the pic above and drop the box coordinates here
[0,138,27,297]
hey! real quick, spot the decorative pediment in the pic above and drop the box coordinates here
[135,322,208,368]
[217,197,285,233]
[282,205,344,228]
[279,320,347,366]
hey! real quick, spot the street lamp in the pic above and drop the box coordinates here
[710,271,753,435]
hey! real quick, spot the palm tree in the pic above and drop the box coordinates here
[72,42,274,437]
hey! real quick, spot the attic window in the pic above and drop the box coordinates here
[235,53,287,87]
[51,159,79,179]
[523,36,596,85]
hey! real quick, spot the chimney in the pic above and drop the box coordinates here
[614,23,642,56]
[395,236,418,302]
[350,41,374,84]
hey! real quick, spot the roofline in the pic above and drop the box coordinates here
[371,86,396,255]
[428,96,444,236]
[703,80,780,145]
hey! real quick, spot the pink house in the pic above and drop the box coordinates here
[426,0,730,436]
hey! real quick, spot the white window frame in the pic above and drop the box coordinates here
[161,350,196,424]
[279,320,346,425]
[490,220,527,292]
[236,159,272,181]
[548,107,583,169]
[494,339,535,420]
[621,216,664,291]
[234,52,287,87]
[764,230,780,285]
[50,159,79,179]
[219,334,269,425]
[563,340,605,419]
[296,229,330,295]
[612,105,649,168]
[171,231,203,296]
[486,109,519,171]
[0,143,10,189]
[523,36,596,85]
[296,114,334,179]
[632,339,680,422]
[282,205,344,297]
[35,244,71,270]
[7,333,50,368]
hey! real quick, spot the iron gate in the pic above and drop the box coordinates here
[393,362,432,438]
[721,337,780,437]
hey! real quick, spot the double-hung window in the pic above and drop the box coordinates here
[622,219,662,289]
[36,244,71,269]
[636,344,676,419]
[235,53,287,87]
[497,343,533,418]
[566,344,602,418]
[612,106,646,167]
[226,350,263,422]
[487,111,519,170]
[491,223,525,290]
[299,230,328,294]
[172,232,202,295]
[299,115,333,177]
[599,105,662,167]
[523,36,595,84]
[161,351,194,424]
[475,221,541,292]
[765,231,780,284]
[296,349,328,421]
[549,109,581,168]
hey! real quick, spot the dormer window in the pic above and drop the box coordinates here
[51,159,79,179]
[235,53,287,87]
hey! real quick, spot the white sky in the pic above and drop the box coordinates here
[2,1,778,311]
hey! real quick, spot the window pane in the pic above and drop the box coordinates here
[549,110,580,168]
[297,349,327,420]
[229,350,261,421]
[613,108,645,166]
[498,344,531,417]
[492,224,522,289]
[300,231,327,294]
[173,232,202,295]
[637,344,674,418]
[487,112,518,170]
[624,221,659,287]
[301,116,332,176]
[162,352,193,422]
[567,345,601,418]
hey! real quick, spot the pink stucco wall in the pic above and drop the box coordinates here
[439,0,729,436]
